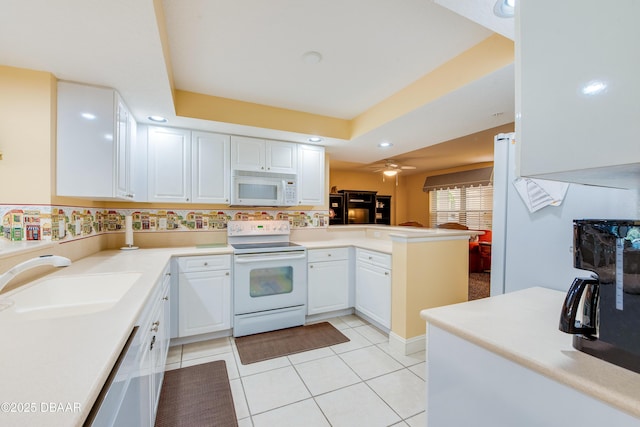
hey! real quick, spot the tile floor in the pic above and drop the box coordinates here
[165,315,426,427]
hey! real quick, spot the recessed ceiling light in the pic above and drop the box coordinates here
[302,51,323,65]
[148,115,168,123]
[582,80,607,96]
[81,113,96,120]
[378,142,393,148]
[307,136,323,143]
[493,0,515,18]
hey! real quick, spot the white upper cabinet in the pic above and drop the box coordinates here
[297,143,325,205]
[57,81,137,200]
[147,127,231,204]
[192,131,230,204]
[147,126,192,203]
[231,135,297,174]
[517,0,640,188]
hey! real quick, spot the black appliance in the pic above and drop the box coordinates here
[329,193,345,225]
[559,219,640,373]
[339,190,377,224]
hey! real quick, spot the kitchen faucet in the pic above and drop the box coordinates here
[0,255,72,294]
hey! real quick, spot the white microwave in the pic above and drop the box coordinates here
[231,171,298,206]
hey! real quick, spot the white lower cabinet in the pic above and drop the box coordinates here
[177,255,232,337]
[307,248,350,315]
[427,325,640,426]
[355,248,391,329]
[90,264,171,427]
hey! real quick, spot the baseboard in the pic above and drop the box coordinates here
[389,331,426,356]
[169,329,232,346]
[306,308,355,324]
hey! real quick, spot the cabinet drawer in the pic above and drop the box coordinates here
[177,255,231,272]
[308,247,349,262]
[356,248,391,269]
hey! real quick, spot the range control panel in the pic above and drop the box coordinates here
[227,220,291,237]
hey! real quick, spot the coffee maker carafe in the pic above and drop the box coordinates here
[559,219,640,373]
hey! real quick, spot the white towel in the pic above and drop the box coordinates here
[513,178,569,213]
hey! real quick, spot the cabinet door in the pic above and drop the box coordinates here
[178,269,231,337]
[266,140,297,173]
[308,259,349,315]
[147,127,191,203]
[192,131,230,204]
[231,135,266,171]
[355,261,391,329]
[57,81,116,198]
[115,96,135,200]
[517,0,640,187]
[297,144,325,205]
[151,273,171,417]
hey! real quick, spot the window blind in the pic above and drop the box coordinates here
[429,185,493,229]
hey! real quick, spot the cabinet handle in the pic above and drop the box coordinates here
[204,262,209,266]
[328,253,332,257]
[186,198,190,202]
[225,272,230,276]
[368,256,373,260]
[385,271,389,276]
[309,265,314,269]
[163,296,169,301]
[150,335,156,351]
[151,321,160,332]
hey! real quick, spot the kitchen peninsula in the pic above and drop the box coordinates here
[0,224,475,425]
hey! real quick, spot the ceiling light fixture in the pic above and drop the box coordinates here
[302,51,323,65]
[307,136,323,143]
[148,115,168,123]
[383,170,398,177]
[378,142,393,148]
[81,113,96,120]
[493,0,515,18]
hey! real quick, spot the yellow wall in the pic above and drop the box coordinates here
[392,239,469,339]
[0,66,57,204]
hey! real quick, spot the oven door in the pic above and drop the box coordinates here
[233,250,307,315]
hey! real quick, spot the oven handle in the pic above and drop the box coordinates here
[235,252,307,263]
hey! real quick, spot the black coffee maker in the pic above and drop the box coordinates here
[559,219,640,373]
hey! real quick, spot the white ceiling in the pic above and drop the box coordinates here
[0,0,514,174]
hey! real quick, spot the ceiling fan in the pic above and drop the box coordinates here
[370,159,417,177]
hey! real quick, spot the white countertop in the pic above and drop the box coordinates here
[0,227,470,425]
[0,246,231,427]
[420,287,640,419]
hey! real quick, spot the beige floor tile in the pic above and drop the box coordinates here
[181,351,240,380]
[377,342,426,367]
[287,346,335,365]
[409,362,426,381]
[241,366,311,414]
[230,378,250,420]
[405,411,427,427]
[330,328,374,354]
[295,355,361,396]
[252,398,330,427]
[237,417,253,427]
[325,317,350,330]
[367,369,426,419]
[234,351,292,377]
[339,346,403,380]
[182,337,232,361]
[338,314,366,328]
[353,324,388,344]
[315,382,401,427]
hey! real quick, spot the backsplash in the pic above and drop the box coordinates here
[0,205,329,242]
